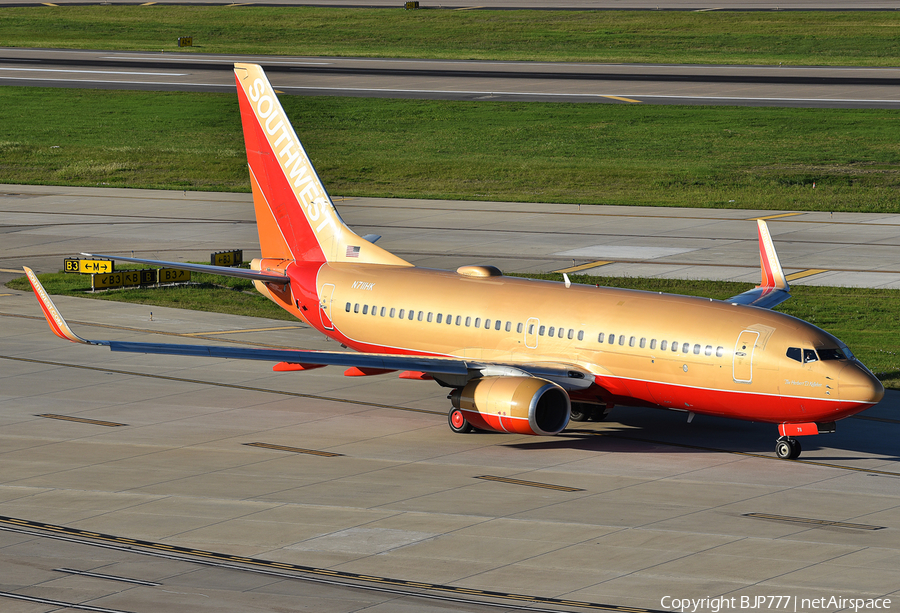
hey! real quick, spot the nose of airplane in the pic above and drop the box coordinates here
[839,362,885,406]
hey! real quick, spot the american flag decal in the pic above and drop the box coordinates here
[346,245,361,258]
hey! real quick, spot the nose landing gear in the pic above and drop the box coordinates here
[775,436,802,460]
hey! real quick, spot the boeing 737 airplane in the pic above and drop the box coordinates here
[25,63,884,460]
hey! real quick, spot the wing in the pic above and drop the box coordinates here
[80,252,289,284]
[725,219,791,309]
[23,267,593,391]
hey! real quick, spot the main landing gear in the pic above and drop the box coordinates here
[568,402,610,423]
[775,436,802,460]
[448,407,473,433]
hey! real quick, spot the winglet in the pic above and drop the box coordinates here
[24,267,92,344]
[757,220,789,291]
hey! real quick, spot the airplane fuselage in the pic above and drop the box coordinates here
[254,259,883,427]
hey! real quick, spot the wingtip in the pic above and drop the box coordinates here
[756,220,789,291]
[24,266,90,344]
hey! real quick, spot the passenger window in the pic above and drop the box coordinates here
[417,311,423,321]
[474,317,481,327]
[660,340,667,351]
[705,345,712,356]
[427,312,433,322]
[517,323,523,334]
[568,329,574,340]
[353,303,359,313]
[465,316,472,327]
[390,308,396,318]
[372,305,377,316]
[629,336,636,347]
[619,336,626,346]
[484,319,491,329]
[577,330,584,341]
[558,328,565,339]
[608,334,615,344]
[539,325,546,336]
[436,313,442,324]
[650,339,656,350]
[693,344,701,355]
[640,338,646,348]
[671,341,678,352]
[716,346,724,357]
[548,326,555,337]
[682,342,690,353]
[399,309,405,319]
[804,349,818,363]
[528,324,534,334]
[455,316,461,325]
[598,333,605,343]
[345,302,351,312]
[496,320,503,331]
[409,310,415,321]
[380,307,386,317]
[363,305,369,315]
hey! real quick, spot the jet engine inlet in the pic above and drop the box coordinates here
[450,376,571,435]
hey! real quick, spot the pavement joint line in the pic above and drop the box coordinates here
[244,441,344,457]
[0,591,133,613]
[55,567,161,586]
[741,512,884,530]
[37,413,127,427]
[476,474,585,492]
[0,311,306,349]
[181,325,304,336]
[852,414,900,424]
[0,515,673,613]
[785,268,828,281]
[591,432,900,477]
[0,354,445,416]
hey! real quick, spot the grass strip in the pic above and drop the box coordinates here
[7,271,897,389]
[1,7,900,66]
[2,87,899,212]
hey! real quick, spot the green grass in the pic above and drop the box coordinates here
[9,270,898,389]
[1,6,900,66]
[2,87,899,212]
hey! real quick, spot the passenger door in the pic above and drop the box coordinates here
[318,283,335,331]
[733,330,759,383]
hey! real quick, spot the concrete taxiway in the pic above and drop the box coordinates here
[1,186,899,612]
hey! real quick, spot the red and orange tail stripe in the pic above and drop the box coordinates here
[23,267,90,344]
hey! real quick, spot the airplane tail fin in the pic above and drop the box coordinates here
[234,63,409,267]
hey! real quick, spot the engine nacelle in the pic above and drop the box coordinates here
[450,376,570,435]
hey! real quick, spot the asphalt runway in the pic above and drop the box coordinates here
[1,185,899,612]
[2,48,899,109]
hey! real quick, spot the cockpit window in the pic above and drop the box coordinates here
[818,347,847,361]
[787,347,823,363]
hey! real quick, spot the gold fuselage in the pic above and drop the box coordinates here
[301,262,882,425]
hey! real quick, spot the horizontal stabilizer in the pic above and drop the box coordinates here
[81,253,290,284]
